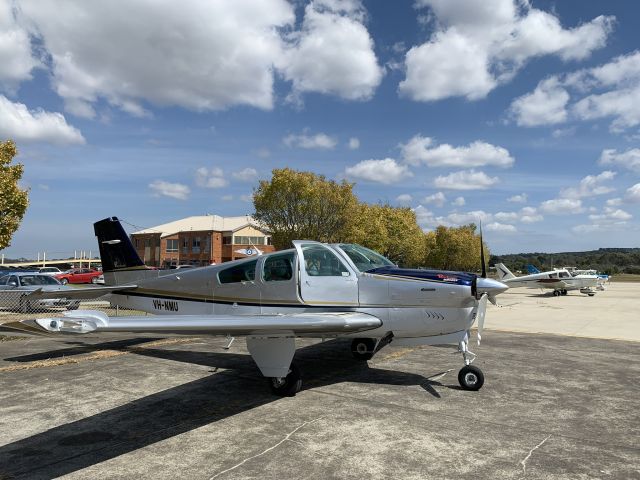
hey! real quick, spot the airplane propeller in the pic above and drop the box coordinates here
[479,222,498,306]
[476,293,488,346]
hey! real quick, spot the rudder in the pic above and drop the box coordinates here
[94,217,145,272]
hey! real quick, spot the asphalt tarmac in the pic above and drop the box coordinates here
[1,325,639,479]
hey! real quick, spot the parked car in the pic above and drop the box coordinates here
[95,274,105,285]
[38,267,63,276]
[55,268,103,284]
[0,273,80,312]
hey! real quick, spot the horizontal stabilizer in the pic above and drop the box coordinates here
[24,310,382,337]
[26,285,137,300]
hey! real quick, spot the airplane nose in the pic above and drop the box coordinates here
[476,277,509,302]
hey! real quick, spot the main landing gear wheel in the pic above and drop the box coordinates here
[561,289,568,296]
[458,365,484,391]
[351,338,375,360]
[269,364,302,397]
[553,290,561,296]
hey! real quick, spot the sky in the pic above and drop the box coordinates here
[1,0,640,258]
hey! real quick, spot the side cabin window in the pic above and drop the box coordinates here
[548,273,558,279]
[263,252,295,282]
[559,271,570,278]
[218,259,258,284]
[302,244,350,277]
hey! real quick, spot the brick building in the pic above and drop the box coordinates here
[130,215,275,267]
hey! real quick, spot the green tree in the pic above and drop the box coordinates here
[253,168,358,249]
[349,203,424,267]
[424,224,488,272]
[0,140,29,250]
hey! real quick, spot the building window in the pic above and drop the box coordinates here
[192,236,201,254]
[263,252,294,282]
[218,259,258,284]
[266,237,272,246]
[222,236,232,245]
[166,239,178,252]
[182,237,189,254]
[234,235,263,245]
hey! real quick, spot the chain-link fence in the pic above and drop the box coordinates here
[0,292,148,328]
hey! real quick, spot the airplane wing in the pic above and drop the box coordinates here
[20,310,382,337]
[25,285,138,300]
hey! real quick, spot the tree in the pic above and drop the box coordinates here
[349,203,424,267]
[253,168,358,249]
[424,224,488,272]
[0,140,29,250]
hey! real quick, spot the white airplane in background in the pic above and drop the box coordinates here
[495,263,598,296]
[17,217,508,396]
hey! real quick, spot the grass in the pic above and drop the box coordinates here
[610,274,640,283]
[0,335,28,342]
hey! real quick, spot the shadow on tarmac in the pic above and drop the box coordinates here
[0,338,455,479]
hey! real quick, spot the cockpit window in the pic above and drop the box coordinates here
[559,271,570,278]
[218,259,258,284]
[302,244,350,277]
[337,244,394,272]
[263,252,294,282]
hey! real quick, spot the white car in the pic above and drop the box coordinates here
[37,267,63,276]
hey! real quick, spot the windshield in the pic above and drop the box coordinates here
[338,244,395,272]
[18,275,62,286]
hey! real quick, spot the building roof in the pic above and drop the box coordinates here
[132,215,266,238]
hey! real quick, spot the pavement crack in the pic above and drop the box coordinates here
[520,434,551,476]
[208,416,325,479]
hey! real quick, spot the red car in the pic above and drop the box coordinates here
[55,268,103,284]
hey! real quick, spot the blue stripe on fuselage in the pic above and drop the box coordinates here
[366,267,475,286]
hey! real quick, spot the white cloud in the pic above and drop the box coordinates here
[494,211,518,222]
[606,197,622,207]
[626,183,640,202]
[413,205,437,230]
[507,193,527,203]
[149,180,190,200]
[281,0,383,102]
[0,95,85,145]
[511,51,640,132]
[451,196,465,207]
[509,77,569,126]
[345,158,413,185]
[599,148,640,173]
[283,132,337,149]
[422,191,446,207]
[552,126,576,138]
[589,207,632,222]
[400,135,514,168]
[433,169,499,190]
[445,210,492,226]
[400,0,613,102]
[560,171,616,199]
[539,198,584,215]
[240,194,253,203]
[0,0,39,92]
[195,167,228,189]
[486,222,517,233]
[520,206,543,223]
[348,137,360,150]
[18,0,295,116]
[232,168,258,182]
[575,206,633,233]
[396,194,412,204]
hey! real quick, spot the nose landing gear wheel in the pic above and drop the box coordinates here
[269,364,302,397]
[458,365,484,391]
[351,338,375,360]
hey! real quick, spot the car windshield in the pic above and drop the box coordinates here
[337,244,395,272]
[19,275,61,286]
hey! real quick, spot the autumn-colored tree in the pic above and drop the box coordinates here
[350,203,424,267]
[0,140,29,250]
[253,168,358,249]
[423,224,489,272]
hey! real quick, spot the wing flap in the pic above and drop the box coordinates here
[26,286,137,300]
[23,310,382,336]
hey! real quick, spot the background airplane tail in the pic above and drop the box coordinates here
[495,263,516,280]
[526,264,541,274]
[93,217,145,272]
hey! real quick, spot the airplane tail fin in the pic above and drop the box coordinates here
[495,263,516,281]
[526,264,540,274]
[93,217,145,272]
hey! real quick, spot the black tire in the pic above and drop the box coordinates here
[269,364,302,397]
[553,290,560,296]
[458,365,484,391]
[561,289,568,296]
[351,338,376,360]
[60,278,69,285]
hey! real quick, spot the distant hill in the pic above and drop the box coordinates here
[490,248,640,275]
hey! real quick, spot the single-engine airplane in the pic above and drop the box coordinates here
[20,217,508,396]
[495,263,598,296]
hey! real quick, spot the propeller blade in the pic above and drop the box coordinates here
[479,221,487,278]
[476,293,488,346]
